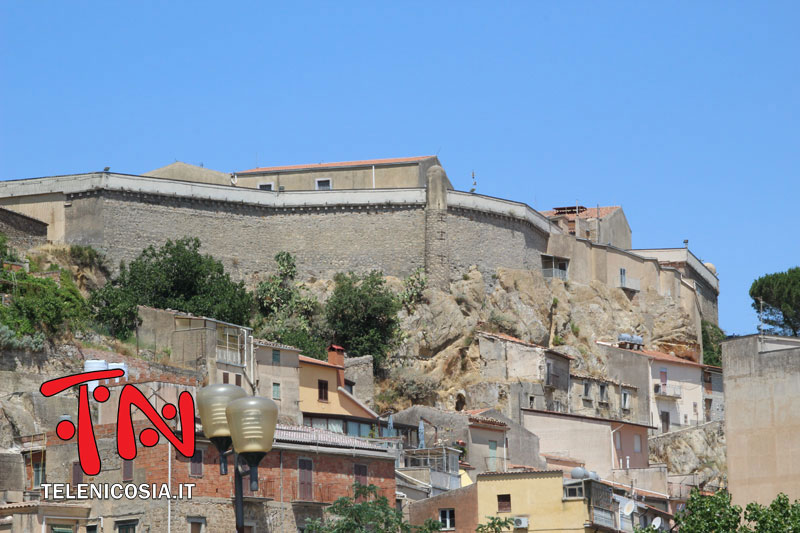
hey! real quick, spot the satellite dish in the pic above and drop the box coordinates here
[623,500,635,516]
[652,517,662,529]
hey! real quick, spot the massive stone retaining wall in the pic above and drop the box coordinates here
[33,171,555,286]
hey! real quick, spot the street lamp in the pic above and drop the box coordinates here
[197,384,278,533]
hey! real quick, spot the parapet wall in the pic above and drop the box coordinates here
[0,172,555,285]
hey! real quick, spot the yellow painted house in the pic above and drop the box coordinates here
[298,348,380,437]
[409,469,670,532]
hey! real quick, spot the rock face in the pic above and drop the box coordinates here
[649,421,727,490]
[386,266,697,410]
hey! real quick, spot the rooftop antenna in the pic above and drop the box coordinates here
[683,239,689,248]
[470,171,476,193]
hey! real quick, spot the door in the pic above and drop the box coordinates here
[299,459,313,501]
[488,440,498,471]
[660,411,670,433]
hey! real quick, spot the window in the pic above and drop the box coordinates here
[354,464,367,486]
[634,434,642,453]
[660,368,668,385]
[546,362,553,385]
[272,382,281,400]
[615,431,621,450]
[497,494,511,512]
[564,485,584,498]
[622,390,631,409]
[488,440,498,471]
[32,458,45,488]
[258,183,274,191]
[50,527,73,533]
[439,509,456,530]
[272,349,281,365]
[72,461,83,485]
[315,178,332,191]
[122,459,134,482]
[222,372,229,384]
[190,449,203,477]
[583,381,591,397]
[344,380,355,394]
[235,374,242,387]
[318,380,328,401]
[86,527,97,533]
[116,520,137,533]
[599,384,608,402]
[187,517,206,533]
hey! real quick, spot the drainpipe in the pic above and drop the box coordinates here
[280,450,285,533]
[168,443,172,533]
[372,165,376,189]
[610,423,623,471]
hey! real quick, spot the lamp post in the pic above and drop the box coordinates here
[197,384,278,533]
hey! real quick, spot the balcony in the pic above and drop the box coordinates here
[616,277,641,291]
[654,383,682,399]
[543,268,568,281]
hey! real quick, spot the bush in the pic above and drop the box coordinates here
[488,310,517,336]
[570,322,580,336]
[253,252,327,358]
[325,271,401,372]
[90,238,252,338]
[0,234,20,263]
[552,335,565,346]
[701,319,725,367]
[69,244,110,275]
[0,270,89,336]
[389,367,439,404]
[0,324,45,351]
[399,267,427,310]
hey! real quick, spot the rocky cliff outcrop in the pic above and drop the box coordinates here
[649,421,727,490]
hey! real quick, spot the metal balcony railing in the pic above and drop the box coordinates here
[543,268,568,281]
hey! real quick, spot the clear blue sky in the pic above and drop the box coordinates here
[1,2,797,335]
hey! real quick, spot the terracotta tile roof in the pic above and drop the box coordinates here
[609,343,706,368]
[477,331,575,360]
[477,468,562,477]
[254,338,301,352]
[467,413,509,429]
[522,407,657,429]
[298,354,342,369]
[274,424,384,451]
[540,206,621,220]
[541,452,585,464]
[238,155,434,174]
[606,480,669,500]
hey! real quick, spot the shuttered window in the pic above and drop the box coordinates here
[72,462,83,485]
[299,459,313,501]
[497,494,511,512]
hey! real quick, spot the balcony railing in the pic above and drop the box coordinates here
[543,268,568,281]
[592,507,616,529]
[654,384,682,399]
[616,277,641,291]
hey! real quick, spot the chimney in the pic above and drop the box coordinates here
[327,344,346,387]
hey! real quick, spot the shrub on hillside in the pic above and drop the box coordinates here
[325,271,401,372]
[90,238,252,338]
[0,270,89,336]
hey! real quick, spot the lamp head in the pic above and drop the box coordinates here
[226,396,279,455]
[197,384,248,450]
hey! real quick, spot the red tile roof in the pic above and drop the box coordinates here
[298,354,342,369]
[540,206,621,220]
[274,424,384,451]
[477,468,562,477]
[477,331,575,359]
[238,155,434,174]
[608,343,707,368]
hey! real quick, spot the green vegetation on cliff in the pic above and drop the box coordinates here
[91,237,252,338]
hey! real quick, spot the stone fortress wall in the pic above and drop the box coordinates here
[0,164,718,339]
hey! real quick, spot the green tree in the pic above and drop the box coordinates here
[475,517,515,533]
[253,252,327,359]
[701,319,726,367]
[750,267,800,336]
[325,271,401,371]
[305,483,441,533]
[90,238,252,338]
[635,490,800,533]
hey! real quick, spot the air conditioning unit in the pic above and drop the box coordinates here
[513,516,529,529]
